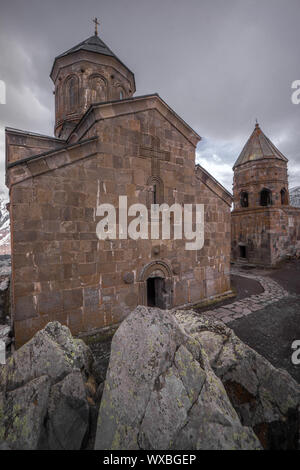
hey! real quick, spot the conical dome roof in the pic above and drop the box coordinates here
[55,34,117,60]
[51,33,134,78]
[233,123,288,169]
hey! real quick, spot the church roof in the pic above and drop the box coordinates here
[233,123,288,169]
[55,34,116,60]
[51,34,134,77]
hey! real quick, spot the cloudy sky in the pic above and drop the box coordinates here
[1,0,300,196]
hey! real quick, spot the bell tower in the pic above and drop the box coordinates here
[231,122,292,266]
[50,21,136,139]
[232,122,289,210]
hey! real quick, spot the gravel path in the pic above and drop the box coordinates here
[199,267,291,324]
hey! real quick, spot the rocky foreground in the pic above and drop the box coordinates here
[0,322,100,450]
[0,307,299,450]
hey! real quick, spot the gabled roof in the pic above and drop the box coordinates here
[233,123,288,169]
[67,94,201,148]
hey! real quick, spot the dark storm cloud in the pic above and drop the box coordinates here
[1,0,300,193]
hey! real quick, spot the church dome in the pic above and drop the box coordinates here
[50,23,136,139]
[51,33,135,79]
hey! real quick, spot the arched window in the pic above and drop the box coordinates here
[89,74,107,103]
[65,75,79,113]
[260,188,272,206]
[152,183,157,204]
[240,191,249,208]
[115,85,125,100]
[147,176,164,207]
[280,188,288,205]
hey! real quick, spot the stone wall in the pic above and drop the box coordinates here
[232,208,272,265]
[270,207,300,263]
[231,206,300,266]
[8,101,231,347]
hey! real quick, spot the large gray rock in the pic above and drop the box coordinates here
[0,321,93,393]
[47,370,89,450]
[1,376,51,450]
[95,306,261,450]
[0,321,96,450]
[175,311,300,450]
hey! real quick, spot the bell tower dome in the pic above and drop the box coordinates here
[232,122,289,209]
[50,23,136,139]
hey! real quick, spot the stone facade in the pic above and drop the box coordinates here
[231,123,300,266]
[6,32,232,347]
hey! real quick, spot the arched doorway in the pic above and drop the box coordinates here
[147,276,166,309]
[139,260,173,309]
[260,188,272,206]
[239,245,247,259]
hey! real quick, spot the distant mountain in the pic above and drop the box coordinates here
[290,186,300,208]
[0,195,10,255]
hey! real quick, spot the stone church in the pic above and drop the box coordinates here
[6,29,232,347]
[231,122,300,266]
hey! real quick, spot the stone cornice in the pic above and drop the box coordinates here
[233,157,288,171]
[231,206,300,215]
